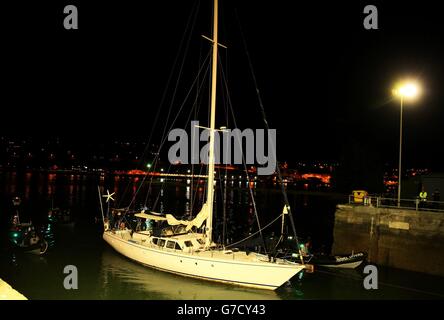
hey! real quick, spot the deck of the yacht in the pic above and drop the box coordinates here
[109,229,297,265]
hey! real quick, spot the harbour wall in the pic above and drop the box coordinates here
[332,205,444,277]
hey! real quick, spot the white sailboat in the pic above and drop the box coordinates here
[101,248,280,299]
[102,0,306,290]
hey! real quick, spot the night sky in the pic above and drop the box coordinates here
[2,0,443,169]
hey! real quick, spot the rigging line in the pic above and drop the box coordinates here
[226,213,283,249]
[141,0,201,209]
[142,147,163,208]
[149,48,211,166]
[222,52,230,247]
[146,0,200,160]
[142,0,202,208]
[190,40,206,217]
[222,167,227,246]
[157,0,201,159]
[215,164,225,244]
[152,63,212,214]
[151,186,163,214]
[152,51,211,215]
[190,26,205,215]
[148,56,212,210]
[219,55,268,255]
[129,54,212,210]
[130,80,209,215]
[234,9,303,260]
[219,54,230,246]
[117,1,200,209]
[153,153,197,215]
[216,55,227,241]
[190,163,206,216]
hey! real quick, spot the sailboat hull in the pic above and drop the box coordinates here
[103,231,304,290]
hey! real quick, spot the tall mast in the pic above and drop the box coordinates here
[205,0,218,247]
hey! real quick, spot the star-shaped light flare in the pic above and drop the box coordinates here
[102,190,115,203]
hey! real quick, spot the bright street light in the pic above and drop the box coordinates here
[392,81,421,100]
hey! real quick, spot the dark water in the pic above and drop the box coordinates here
[1,171,443,300]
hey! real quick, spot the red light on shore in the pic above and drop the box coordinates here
[301,173,331,184]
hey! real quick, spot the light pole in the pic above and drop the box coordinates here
[392,81,421,207]
[397,96,404,207]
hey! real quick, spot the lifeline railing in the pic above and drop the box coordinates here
[348,194,444,212]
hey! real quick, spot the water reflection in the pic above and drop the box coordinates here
[1,171,442,300]
[100,248,279,300]
[0,171,333,249]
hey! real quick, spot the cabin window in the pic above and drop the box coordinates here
[166,241,176,249]
[158,239,166,247]
[184,241,193,247]
[175,243,182,250]
[152,238,158,245]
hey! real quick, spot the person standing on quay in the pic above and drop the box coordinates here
[419,187,428,208]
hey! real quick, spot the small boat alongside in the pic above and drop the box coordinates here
[306,252,367,269]
[9,223,49,255]
[8,196,50,255]
[271,237,366,269]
